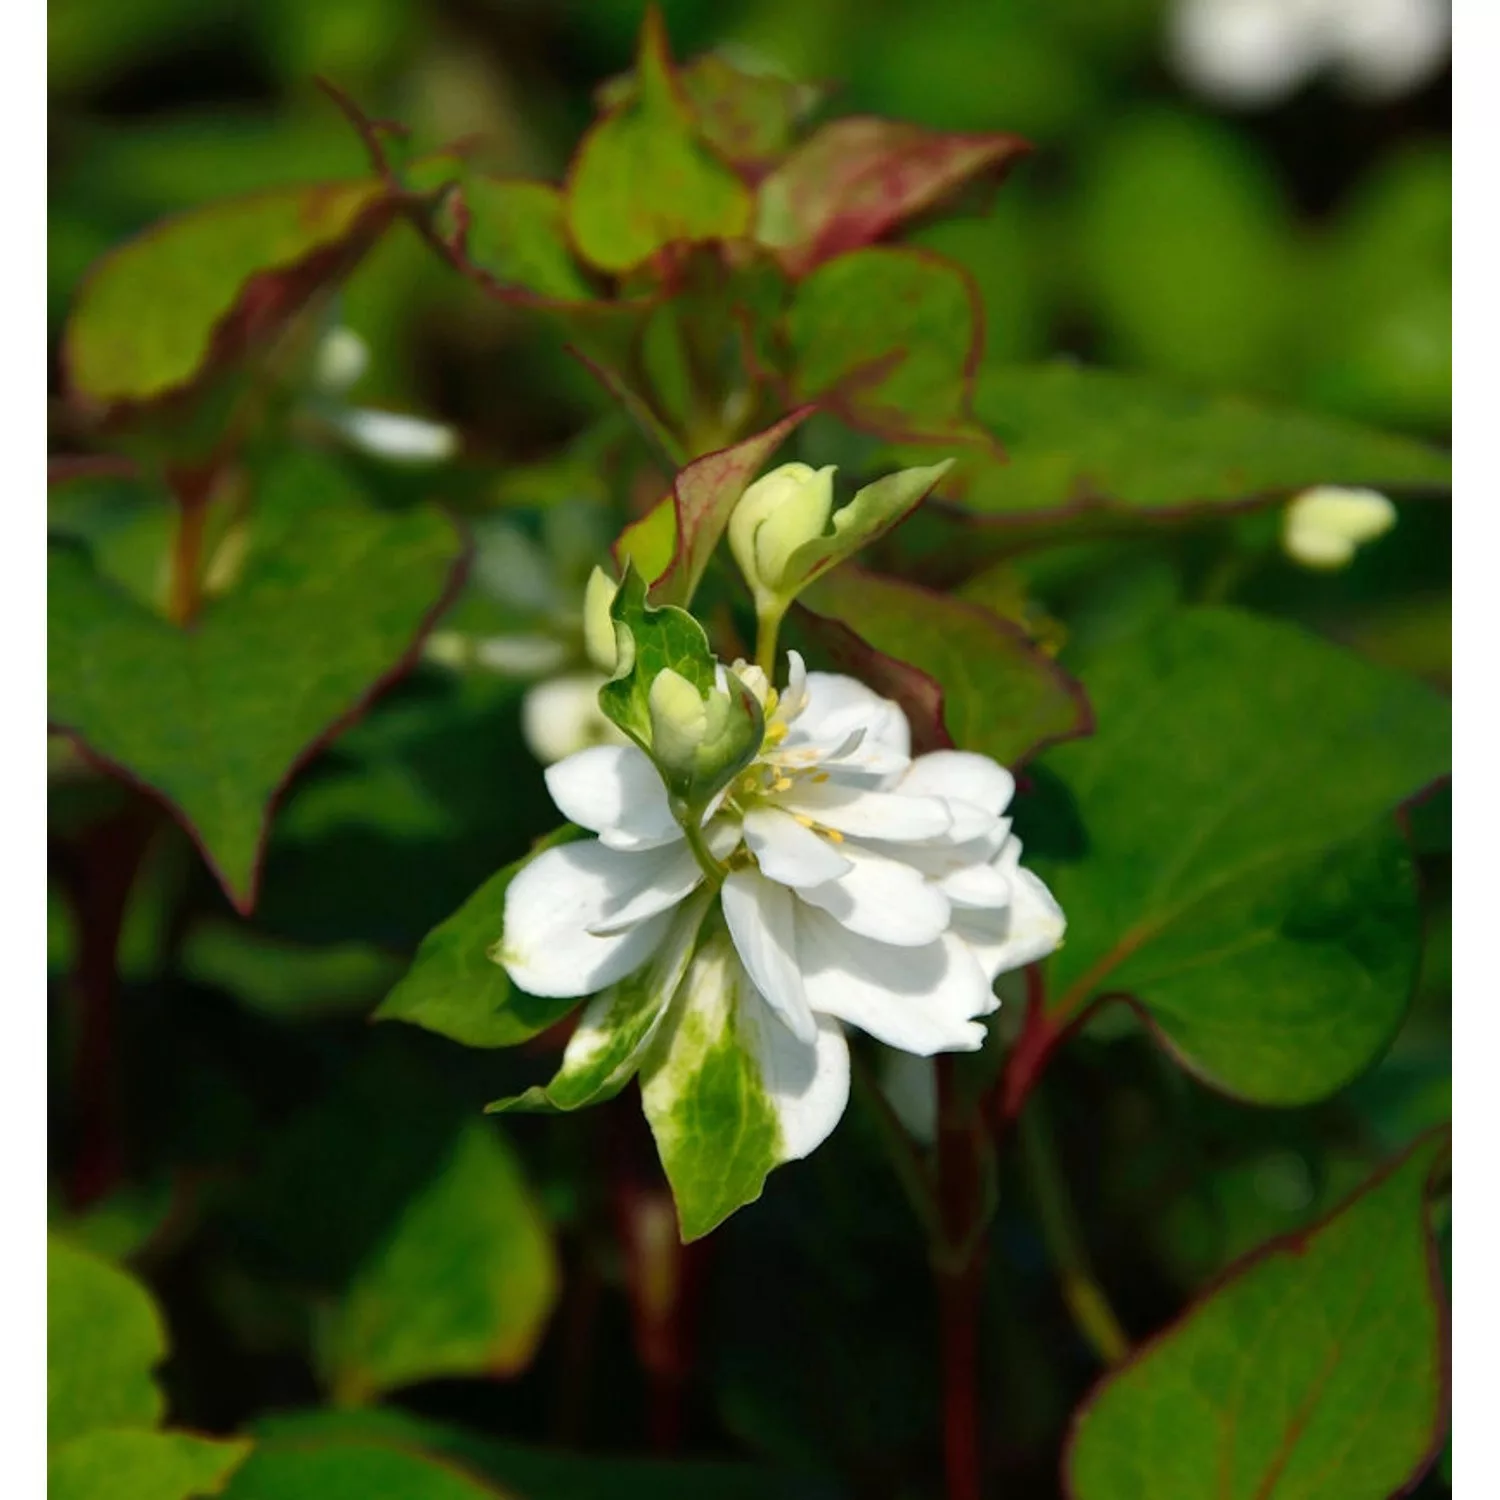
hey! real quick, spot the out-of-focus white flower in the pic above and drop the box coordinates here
[325,407,460,465]
[498,652,1065,1174]
[308,325,460,465]
[1168,0,1450,107]
[312,326,371,394]
[521,673,630,766]
[1282,485,1397,569]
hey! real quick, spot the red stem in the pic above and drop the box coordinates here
[64,811,155,1209]
[935,1055,987,1500]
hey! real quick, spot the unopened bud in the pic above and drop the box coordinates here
[648,668,710,771]
[584,566,621,673]
[729,462,836,603]
[1282,487,1397,570]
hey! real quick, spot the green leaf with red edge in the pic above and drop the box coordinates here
[1026,608,1450,1106]
[785,247,989,444]
[319,1121,559,1405]
[564,8,752,276]
[614,408,812,605]
[893,361,1450,540]
[47,450,465,913]
[441,177,595,302]
[1065,1130,1450,1500]
[793,566,1090,766]
[598,50,822,170]
[64,180,395,414]
[755,118,1030,276]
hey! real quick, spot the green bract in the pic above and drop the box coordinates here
[597,565,764,817]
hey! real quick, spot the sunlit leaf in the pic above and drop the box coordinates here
[1066,1132,1450,1500]
[1029,609,1449,1105]
[565,9,752,275]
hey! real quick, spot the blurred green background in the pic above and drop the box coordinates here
[48,2,1451,1495]
[49,0,1451,454]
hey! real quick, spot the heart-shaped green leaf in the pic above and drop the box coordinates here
[50,1430,252,1500]
[48,1238,167,1446]
[1029,608,1449,1105]
[1066,1131,1450,1500]
[320,1122,558,1404]
[564,8,752,275]
[48,450,465,912]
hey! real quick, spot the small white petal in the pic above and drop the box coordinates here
[880,1050,937,1145]
[939,859,1014,911]
[586,842,707,936]
[898,751,1016,816]
[777,781,951,841]
[738,983,850,1161]
[500,841,678,998]
[792,672,911,761]
[955,863,1066,981]
[798,907,992,1055]
[330,406,459,463]
[523,677,628,766]
[544,744,680,850]
[743,805,852,888]
[797,843,951,947]
[721,868,818,1044]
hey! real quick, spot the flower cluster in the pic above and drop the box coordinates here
[498,639,1065,1234]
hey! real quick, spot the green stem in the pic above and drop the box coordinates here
[754,600,787,680]
[678,812,728,886]
[1018,1091,1129,1366]
[849,1050,944,1244]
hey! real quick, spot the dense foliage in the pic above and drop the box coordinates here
[49,4,1450,1497]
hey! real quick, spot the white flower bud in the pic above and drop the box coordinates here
[729,462,836,603]
[1282,486,1397,570]
[647,668,711,771]
[583,566,620,673]
[312,326,370,393]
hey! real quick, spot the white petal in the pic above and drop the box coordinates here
[500,841,678,998]
[939,859,1014,911]
[898,751,1016,815]
[721,868,817,1044]
[585,842,707,935]
[792,672,911,761]
[738,986,850,1161]
[544,744,680,850]
[797,907,993,1055]
[330,406,459,463]
[742,805,852,888]
[797,843,951,947]
[955,865,1066,981]
[523,676,628,766]
[777,780,951,841]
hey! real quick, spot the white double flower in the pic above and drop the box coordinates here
[499,651,1065,1156]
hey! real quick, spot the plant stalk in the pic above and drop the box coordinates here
[1017,1091,1129,1367]
[934,1055,987,1500]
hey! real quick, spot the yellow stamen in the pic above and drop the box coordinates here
[824,828,844,844]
